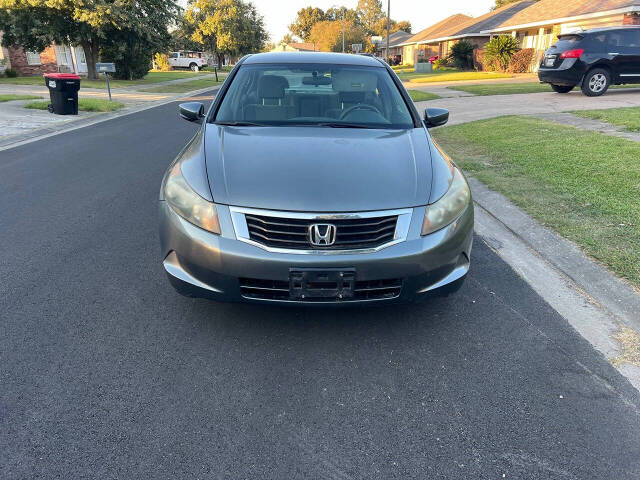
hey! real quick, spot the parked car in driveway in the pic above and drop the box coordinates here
[539,26,640,96]
[159,52,473,305]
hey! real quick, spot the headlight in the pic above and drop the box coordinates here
[163,162,221,234]
[422,167,471,236]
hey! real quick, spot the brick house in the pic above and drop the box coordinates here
[399,14,472,66]
[0,34,89,76]
[373,30,412,64]
[488,0,640,70]
[398,1,534,68]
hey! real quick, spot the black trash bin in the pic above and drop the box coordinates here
[44,73,81,115]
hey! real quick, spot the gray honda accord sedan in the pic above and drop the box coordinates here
[159,52,473,304]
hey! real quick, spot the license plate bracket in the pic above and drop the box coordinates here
[289,268,355,300]
[545,56,556,67]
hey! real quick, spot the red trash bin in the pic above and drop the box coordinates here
[44,73,81,115]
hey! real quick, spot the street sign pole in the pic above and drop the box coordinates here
[105,72,112,101]
[386,0,391,61]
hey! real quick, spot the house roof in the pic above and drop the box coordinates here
[288,43,317,52]
[402,14,472,45]
[375,30,412,49]
[450,1,537,37]
[492,0,640,31]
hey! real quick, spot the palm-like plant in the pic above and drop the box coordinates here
[483,35,520,72]
[449,40,475,70]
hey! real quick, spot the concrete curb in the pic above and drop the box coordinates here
[469,177,640,333]
[0,84,220,152]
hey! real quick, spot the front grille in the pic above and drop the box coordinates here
[239,277,402,302]
[245,214,398,250]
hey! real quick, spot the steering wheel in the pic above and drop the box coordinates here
[339,104,382,120]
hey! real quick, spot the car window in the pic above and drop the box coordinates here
[171,53,178,58]
[550,35,584,51]
[619,29,640,48]
[214,63,414,129]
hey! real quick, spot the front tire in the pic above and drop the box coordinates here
[190,63,199,72]
[582,68,610,96]
[550,84,574,93]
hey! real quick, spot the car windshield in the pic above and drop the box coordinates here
[213,63,414,129]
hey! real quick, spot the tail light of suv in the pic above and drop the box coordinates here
[560,49,584,59]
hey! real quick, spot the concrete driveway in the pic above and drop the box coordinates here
[415,87,640,125]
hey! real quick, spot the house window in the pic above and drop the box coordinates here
[26,51,42,65]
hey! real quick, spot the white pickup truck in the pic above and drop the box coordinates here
[168,51,208,71]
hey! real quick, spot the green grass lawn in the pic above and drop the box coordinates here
[407,90,440,102]
[449,81,640,96]
[432,116,640,287]
[0,71,209,89]
[0,94,43,102]
[139,76,224,93]
[449,82,553,95]
[405,71,513,84]
[572,107,640,132]
[24,98,125,112]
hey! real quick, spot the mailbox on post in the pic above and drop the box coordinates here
[96,62,116,100]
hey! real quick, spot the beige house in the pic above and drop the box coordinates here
[398,1,534,67]
[488,0,640,70]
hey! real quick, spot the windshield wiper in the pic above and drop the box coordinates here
[214,121,266,127]
[316,122,378,129]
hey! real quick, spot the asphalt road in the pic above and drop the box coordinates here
[2,91,640,479]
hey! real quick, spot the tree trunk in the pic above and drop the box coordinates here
[82,37,100,80]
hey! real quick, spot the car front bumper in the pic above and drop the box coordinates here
[158,202,474,305]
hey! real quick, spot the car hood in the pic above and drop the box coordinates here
[204,125,432,212]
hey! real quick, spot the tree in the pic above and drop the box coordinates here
[308,20,366,53]
[356,0,384,35]
[325,6,359,25]
[186,0,267,67]
[280,33,295,45]
[483,35,520,71]
[449,40,474,70]
[0,0,178,79]
[289,6,325,42]
[100,0,179,80]
[393,20,411,34]
[171,15,204,52]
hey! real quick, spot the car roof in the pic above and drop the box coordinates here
[570,25,640,35]
[242,52,385,67]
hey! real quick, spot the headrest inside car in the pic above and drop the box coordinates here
[258,75,289,99]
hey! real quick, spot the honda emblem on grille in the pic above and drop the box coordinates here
[308,223,337,246]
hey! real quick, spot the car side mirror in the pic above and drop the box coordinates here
[424,108,449,128]
[179,102,205,123]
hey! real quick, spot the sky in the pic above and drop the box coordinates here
[254,0,497,43]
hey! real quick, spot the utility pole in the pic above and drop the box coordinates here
[385,0,391,61]
[342,10,345,53]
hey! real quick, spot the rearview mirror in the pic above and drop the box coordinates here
[179,102,205,123]
[424,108,449,128]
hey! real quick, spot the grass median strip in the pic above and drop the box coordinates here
[407,90,440,102]
[0,94,43,102]
[449,81,640,96]
[0,71,210,89]
[407,71,512,84]
[140,77,224,93]
[24,98,125,112]
[432,116,640,287]
[572,106,640,132]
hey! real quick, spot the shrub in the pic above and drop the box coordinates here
[5,68,18,78]
[483,35,520,72]
[154,53,172,71]
[508,48,535,73]
[449,40,475,70]
[433,57,450,70]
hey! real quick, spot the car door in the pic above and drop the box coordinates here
[606,29,640,83]
[168,52,179,68]
[617,29,640,83]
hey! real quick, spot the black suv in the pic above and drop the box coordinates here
[539,26,640,96]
